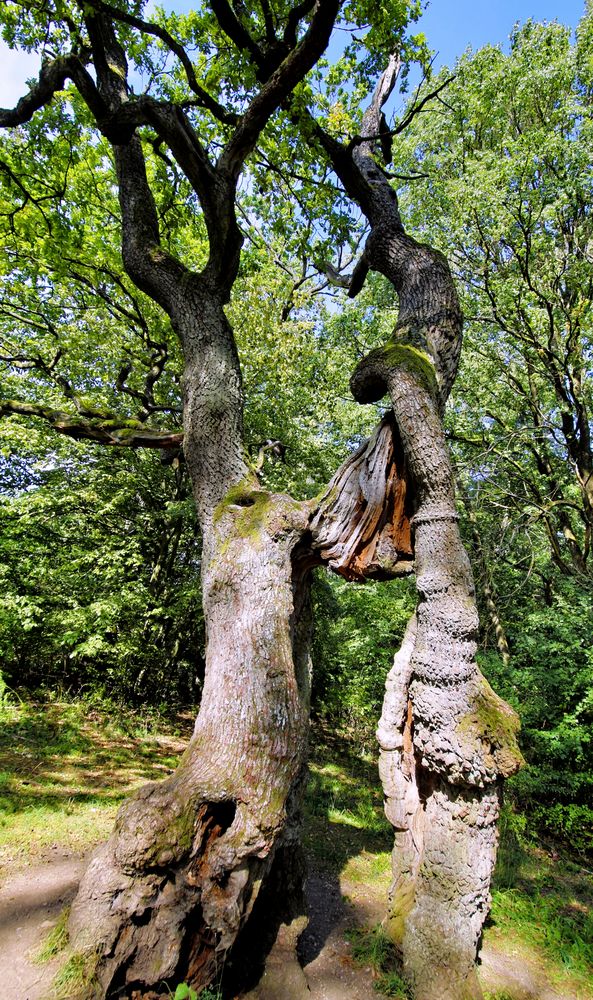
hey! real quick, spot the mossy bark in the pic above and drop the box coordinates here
[314,54,525,999]
[354,356,522,1000]
[68,289,316,997]
[69,487,314,996]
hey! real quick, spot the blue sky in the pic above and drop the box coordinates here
[0,1,587,106]
[418,0,586,70]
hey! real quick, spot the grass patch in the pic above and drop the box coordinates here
[52,949,100,999]
[343,847,391,886]
[0,699,191,870]
[2,701,592,999]
[304,726,593,998]
[486,804,593,996]
[490,885,593,978]
[347,926,411,997]
[34,905,70,963]
[303,723,392,875]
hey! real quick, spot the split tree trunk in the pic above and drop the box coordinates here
[61,22,522,998]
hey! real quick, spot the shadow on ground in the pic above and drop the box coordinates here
[0,701,190,811]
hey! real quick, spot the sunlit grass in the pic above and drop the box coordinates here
[486,879,593,996]
[303,724,392,873]
[34,906,70,963]
[52,949,100,999]
[481,805,593,997]
[0,700,189,868]
[347,925,411,997]
[304,723,593,999]
[343,848,391,885]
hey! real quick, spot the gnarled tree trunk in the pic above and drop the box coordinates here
[70,482,314,994]
[59,9,350,991]
[363,362,522,1000]
[69,276,317,992]
[69,398,415,996]
[314,55,524,1000]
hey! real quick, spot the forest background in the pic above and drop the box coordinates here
[0,0,592,995]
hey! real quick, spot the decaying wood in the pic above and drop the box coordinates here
[310,412,414,581]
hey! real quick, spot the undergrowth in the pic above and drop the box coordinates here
[347,926,411,997]
[34,905,70,962]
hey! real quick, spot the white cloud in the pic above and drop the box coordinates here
[0,42,42,108]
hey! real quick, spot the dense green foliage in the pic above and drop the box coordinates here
[312,574,415,740]
[0,439,203,703]
[392,14,593,850]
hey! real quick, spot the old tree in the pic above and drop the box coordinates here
[0,2,522,997]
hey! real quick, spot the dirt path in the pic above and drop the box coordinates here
[479,942,568,1000]
[0,849,88,1000]
[300,872,380,1000]
[0,849,582,1000]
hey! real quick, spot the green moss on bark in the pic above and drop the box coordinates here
[457,676,524,778]
[382,340,438,394]
[214,480,305,545]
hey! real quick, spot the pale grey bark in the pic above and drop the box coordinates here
[70,485,314,993]
[315,58,524,999]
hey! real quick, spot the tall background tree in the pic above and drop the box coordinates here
[392,12,593,852]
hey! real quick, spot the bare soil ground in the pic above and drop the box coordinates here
[0,705,591,1000]
[0,849,87,1000]
[0,847,584,1000]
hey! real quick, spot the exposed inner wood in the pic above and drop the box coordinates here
[310,412,414,581]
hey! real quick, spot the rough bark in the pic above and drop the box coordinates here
[66,220,316,993]
[69,476,314,995]
[66,400,417,997]
[314,58,524,999]
[365,365,522,1000]
[58,8,341,993]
